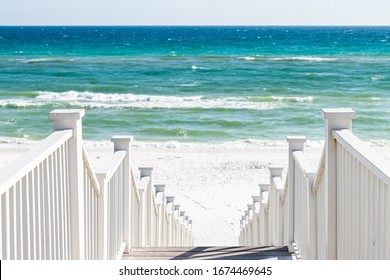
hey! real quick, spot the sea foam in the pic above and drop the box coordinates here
[270,56,338,62]
[34,91,279,111]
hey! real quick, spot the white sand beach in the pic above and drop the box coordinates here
[1,142,390,246]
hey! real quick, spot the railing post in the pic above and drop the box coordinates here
[139,167,153,247]
[48,109,85,260]
[155,184,166,247]
[252,196,260,246]
[246,204,253,245]
[259,184,269,245]
[321,108,356,259]
[244,210,249,245]
[96,173,108,259]
[166,196,175,246]
[184,216,189,245]
[179,211,185,246]
[269,166,283,246]
[111,136,133,253]
[174,204,180,246]
[188,220,193,246]
[286,136,306,252]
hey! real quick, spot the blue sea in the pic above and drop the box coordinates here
[0,26,389,147]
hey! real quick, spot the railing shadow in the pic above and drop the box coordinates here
[170,246,292,260]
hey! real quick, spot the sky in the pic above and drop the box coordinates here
[0,0,389,26]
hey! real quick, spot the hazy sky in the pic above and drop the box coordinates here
[1,0,389,26]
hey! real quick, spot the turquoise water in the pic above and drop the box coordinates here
[0,26,389,146]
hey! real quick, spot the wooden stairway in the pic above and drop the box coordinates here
[122,246,295,260]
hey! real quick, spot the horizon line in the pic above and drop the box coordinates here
[1,24,390,27]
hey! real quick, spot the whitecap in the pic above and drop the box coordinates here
[130,139,289,150]
[368,140,390,148]
[0,99,38,107]
[178,82,200,87]
[35,91,280,111]
[0,119,16,125]
[83,138,324,150]
[0,137,36,146]
[24,58,74,63]
[371,75,385,81]
[270,56,338,62]
[237,56,256,61]
[271,96,314,103]
[191,65,204,70]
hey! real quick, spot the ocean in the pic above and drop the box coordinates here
[0,26,389,148]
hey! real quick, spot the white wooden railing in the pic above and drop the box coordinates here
[0,109,194,260]
[240,108,390,260]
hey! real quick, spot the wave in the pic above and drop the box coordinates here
[237,56,257,61]
[0,137,323,150]
[3,135,390,151]
[271,96,314,103]
[178,82,200,87]
[0,99,38,108]
[0,91,319,110]
[371,75,386,81]
[0,119,16,125]
[191,65,205,70]
[269,56,338,62]
[32,91,280,110]
[23,58,75,64]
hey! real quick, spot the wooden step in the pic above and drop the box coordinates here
[122,246,294,260]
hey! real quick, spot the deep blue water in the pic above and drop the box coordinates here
[0,26,389,146]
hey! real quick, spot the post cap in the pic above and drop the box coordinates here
[321,108,356,120]
[286,136,306,143]
[166,195,175,203]
[259,183,269,192]
[155,184,166,193]
[174,205,180,210]
[180,211,185,216]
[139,167,153,177]
[111,135,133,143]
[252,195,260,202]
[247,204,253,210]
[48,109,85,120]
[269,165,283,177]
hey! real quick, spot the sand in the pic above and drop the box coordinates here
[1,142,389,246]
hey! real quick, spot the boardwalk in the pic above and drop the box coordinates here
[122,246,294,260]
[1,108,389,260]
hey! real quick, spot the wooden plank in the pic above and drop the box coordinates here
[122,246,294,260]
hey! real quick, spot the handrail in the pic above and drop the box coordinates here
[82,144,101,195]
[0,129,72,195]
[293,151,316,177]
[139,176,150,191]
[281,173,288,205]
[95,150,126,181]
[333,129,390,185]
[312,146,325,193]
[152,190,158,216]
[130,168,141,203]
[155,192,164,206]
[266,191,270,212]
[273,176,284,191]
[262,191,269,205]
